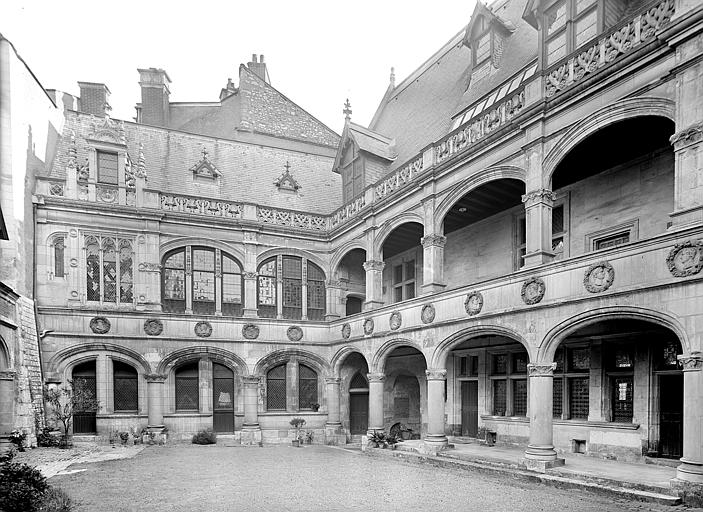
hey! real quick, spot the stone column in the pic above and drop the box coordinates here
[145,373,166,427]
[367,373,385,435]
[325,378,342,427]
[423,369,448,452]
[363,260,385,310]
[421,235,446,294]
[675,352,703,484]
[520,363,564,472]
[241,376,262,445]
[521,189,556,268]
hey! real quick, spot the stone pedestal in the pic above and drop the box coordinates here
[421,235,446,294]
[242,376,262,445]
[145,373,166,428]
[422,369,448,453]
[363,261,385,310]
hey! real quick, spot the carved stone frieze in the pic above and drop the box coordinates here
[389,311,402,330]
[287,325,303,342]
[243,271,258,280]
[331,196,367,228]
[143,318,163,336]
[521,277,546,305]
[421,234,447,248]
[527,363,557,377]
[194,321,212,338]
[363,318,374,335]
[375,157,424,200]
[678,352,702,371]
[138,262,162,273]
[367,373,385,383]
[522,189,556,206]
[145,373,167,383]
[425,369,447,381]
[242,324,260,340]
[89,316,111,334]
[421,303,436,324]
[464,291,484,316]
[667,240,703,277]
[87,114,127,145]
[670,122,703,150]
[363,260,385,272]
[257,207,326,231]
[161,194,243,219]
[97,186,117,203]
[341,323,351,339]
[584,261,615,293]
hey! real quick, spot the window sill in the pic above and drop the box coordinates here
[481,415,529,423]
[259,411,325,416]
[96,413,146,418]
[165,412,211,417]
[553,419,640,430]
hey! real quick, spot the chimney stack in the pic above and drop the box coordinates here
[77,82,111,116]
[137,68,171,127]
[247,54,270,84]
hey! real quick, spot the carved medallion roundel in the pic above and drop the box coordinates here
[363,318,374,335]
[89,316,111,334]
[584,261,615,293]
[389,311,402,330]
[464,291,483,316]
[242,324,260,340]
[194,321,212,338]
[143,318,163,336]
[421,304,436,324]
[341,323,351,339]
[667,240,703,278]
[287,326,303,342]
[521,277,545,305]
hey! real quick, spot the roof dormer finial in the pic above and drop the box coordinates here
[390,67,395,88]
[343,98,352,121]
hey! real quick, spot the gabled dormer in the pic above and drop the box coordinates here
[333,103,396,203]
[464,2,516,83]
[190,147,221,184]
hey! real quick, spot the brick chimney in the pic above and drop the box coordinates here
[247,54,270,84]
[137,68,171,127]
[77,82,111,116]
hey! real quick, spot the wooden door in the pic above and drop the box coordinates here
[349,392,368,434]
[461,381,478,437]
[72,362,97,434]
[213,363,234,432]
[659,374,683,459]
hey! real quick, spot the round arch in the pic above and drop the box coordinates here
[330,241,368,278]
[47,343,152,375]
[372,212,425,259]
[159,237,246,264]
[434,165,527,234]
[330,346,370,378]
[256,247,328,275]
[0,335,9,369]
[539,306,691,364]
[431,325,532,368]
[543,96,675,188]
[371,338,427,373]
[253,349,331,378]
[156,346,249,376]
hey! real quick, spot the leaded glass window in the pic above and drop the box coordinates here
[569,376,589,419]
[54,237,65,278]
[192,248,215,315]
[119,240,133,303]
[493,380,507,416]
[175,363,199,411]
[222,255,243,317]
[113,360,138,411]
[163,250,186,313]
[298,364,318,409]
[103,239,117,302]
[282,256,302,320]
[85,235,133,305]
[258,259,277,319]
[307,262,326,321]
[267,364,287,410]
[258,256,326,320]
[513,379,528,416]
[86,237,101,301]
[491,350,528,417]
[612,376,633,422]
[553,345,590,420]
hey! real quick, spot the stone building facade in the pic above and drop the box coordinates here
[26,0,703,500]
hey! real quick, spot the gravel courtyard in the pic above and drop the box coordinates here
[47,444,692,512]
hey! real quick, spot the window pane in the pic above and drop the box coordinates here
[393,287,403,303]
[513,379,528,416]
[54,238,65,277]
[307,280,326,319]
[513,353,528,374]
[595,232,630,250]
[193,271,215,301]
[569,377,590,419]
[547,32,567,65]
[119,240,133,303]
[575,9,598,47]
[97,151,118,184]
[114,361,138,411]
[493,354,507,375]
[404,261,415,280]
[222,255,241,274]
[163,269,185,300]
[283,279,302,307]
[546,1,567,35]
[493,380,507,415]
[165,251,184,269]
[267,365,287,410]
[307,263,325,282]
[175,364,199,411]
[553,378,563,418]
[258,276,276,306]
[222,274,241,303]
[576,0,596,15]
[282,257,301,279]
[552,205,564,234]
[612,376,633,422]
[459,357,467,376]
[569,347,590,371]
[393,265,403,284]
[475,32,491,63]
[518,217,526,245]
[192,249,214,271]
[299,365,318,409]
[259,259,276,276]
[404,283,415,300]
[552,237,564,259]
[554,348,564,373]
[103,239,117,303]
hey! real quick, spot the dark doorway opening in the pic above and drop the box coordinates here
[659,374,683,459]
[461,380,478,437]
[72,361,97,434]
[213,363,234,432]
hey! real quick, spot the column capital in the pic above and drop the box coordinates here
[367,372,386,383]
[421,234,447,248]
[243,271,258,281]
[325,377,341,385]
[363,260,385,272]
[522,188,556,206]
[678,351,703,371]
[243,375,261,386]
[425,369,447,381]
[670,121,703,151]
[145,373,167,383]
[527,363,557,377]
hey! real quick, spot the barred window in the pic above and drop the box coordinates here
[267,364,287,410]
[612,376,633,423]
[113,360,138,411]
[54,237,65,278]
[493,380,507,416]
[85,236,133,305]
[491,350,528,417]
[569,377,589,419]
[349,372,368,390]
[553,345,590,420]
[513,379,528,416]
[298,364,318,409]
[97,151,118,185]
[175,363,199,411]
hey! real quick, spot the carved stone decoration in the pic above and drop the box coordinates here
[287,325,303,342]
[69,229,78,238]
[389,311,402,330]
[425,369,447,380]
[145,373,167,383]
[363,318,374,336]
[667,240,703,278]
[190,146,221,179]
[138,263,162,273]
[273,161,301,191]
[70,258,78,268]
[242,324,260,340]
[522,189,556,205]
[243,271,258,280]
[421,303,436,324]
[584,261,615,293]
[89,316,111,334]
[143,318,163,336]
[341,323,351,339]
[527,363,557,376]
[678,352,702,371]
[367,372,385,383]
[362,260,385,272]
[420,234,447,248]
[521,277,546,305]
[464,291,484,316]
[670,122,703,150]
[194,321,212,338]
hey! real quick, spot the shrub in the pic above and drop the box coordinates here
[9,429,27,452]
[37,427,61,448]
[37,486,73,512]
[0,459,49,512]
[191,429,217,445]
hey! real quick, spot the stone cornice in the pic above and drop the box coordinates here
[527,363,557,376]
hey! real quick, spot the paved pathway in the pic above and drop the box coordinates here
[46,444,698,512]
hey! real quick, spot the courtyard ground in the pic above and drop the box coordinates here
[41,444,701,512]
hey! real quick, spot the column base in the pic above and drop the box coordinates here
[676,458,703,484]
[669,206,703,229]
[419,435,450,455]
[325,423,345,445]
[144,425,168,445]
[242,308,258,319]
[671,477,703,507]
[241,424,262,446]
[520,444,564,472]
[363,300,384,311]
[523,250,555,268]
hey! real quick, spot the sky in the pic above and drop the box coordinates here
[3,0,476,134]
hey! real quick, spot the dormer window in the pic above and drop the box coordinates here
[472,16,492,67]
[341,143,363,203]
[97,150,119,185]
[544,0,598,66]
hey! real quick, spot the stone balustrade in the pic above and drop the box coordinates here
[257,206,327,231]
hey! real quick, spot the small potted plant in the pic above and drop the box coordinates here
[311,403,320,412]
[289,417,306,447]
[304,431,314,445]
[9,429,27,452]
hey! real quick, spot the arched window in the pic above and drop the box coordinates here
[298,364,318,409]
[161,246,244,316]
[113,360,138,411]
[53,237,66,278]
[175,362,199,411]
[266,364,287,410]
[85,235,134,305]
[257,256,326,320]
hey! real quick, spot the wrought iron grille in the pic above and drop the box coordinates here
[350,372,368,390]
[54,238,65,277]
[512,379,528,416]
[298,365,318,409]
[114,376,138,411]
[493,380,507,416]
[569,377,590,419]
[267,365,286,410]
[553,377,563,418]
[175,376,199,411]
[612,376,633,423]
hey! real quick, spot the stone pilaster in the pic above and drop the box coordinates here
[325,377,342,427]
[242,272,258,318]
[363,260,385,310]
[145,373,166,428]
[521,189,556,267]
[324,281,342,321]
[242,375,262,446]
[420,235,447,294]
[422,369,448,453]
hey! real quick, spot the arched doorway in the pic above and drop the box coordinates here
[213,363,234,432]
[72,361,97,434]
[382,345,427,437]
[349,372,369,434]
